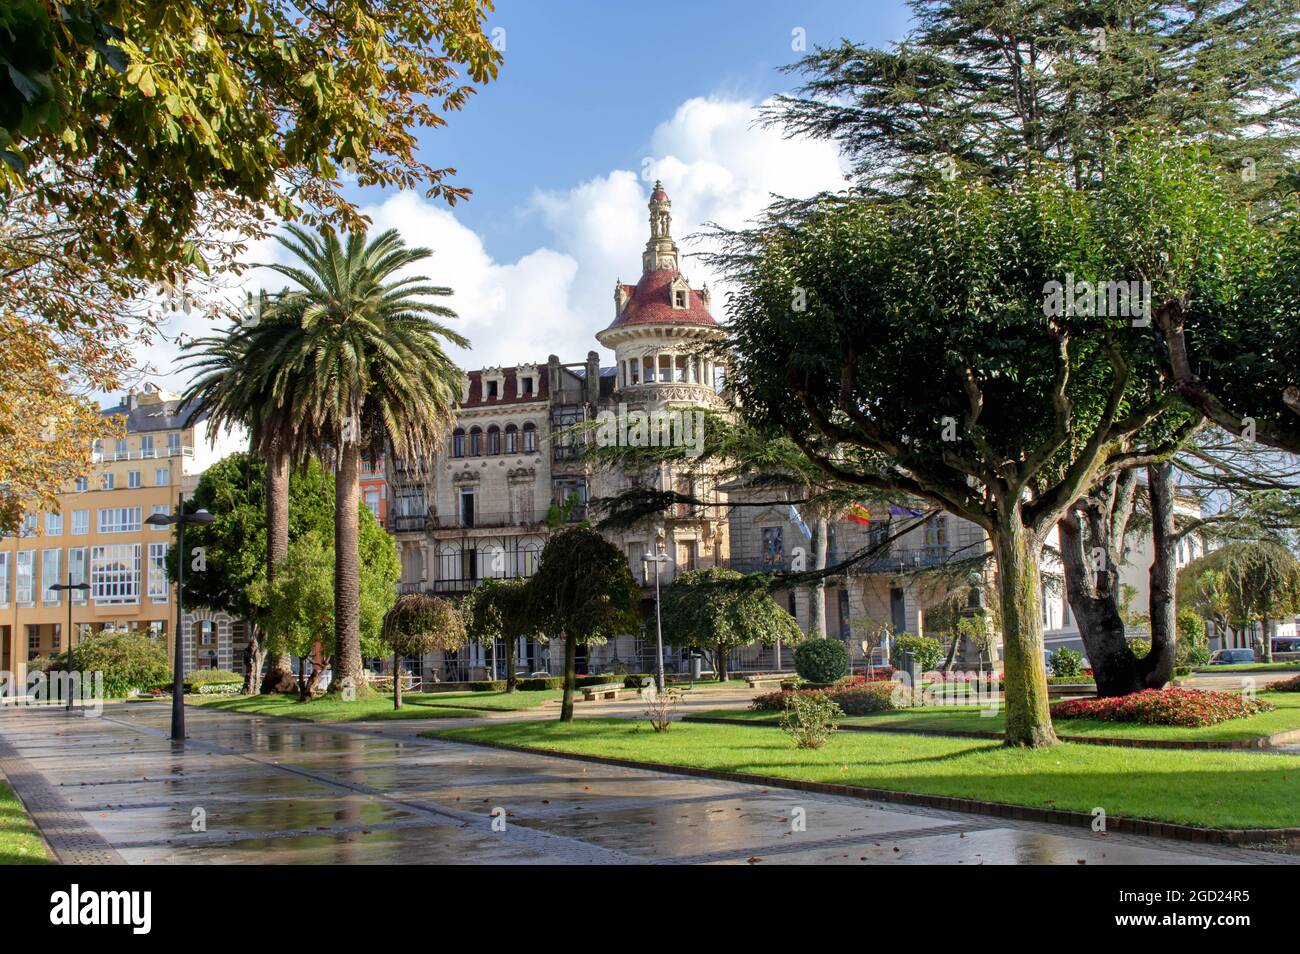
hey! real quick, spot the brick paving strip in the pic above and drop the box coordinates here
[0,734,125,865]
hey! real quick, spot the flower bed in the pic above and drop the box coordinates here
[1050,688,1274,728]
[1271,673,1300,692]
[752,681,897,715]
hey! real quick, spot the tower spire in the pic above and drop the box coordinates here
[642,180,679,273]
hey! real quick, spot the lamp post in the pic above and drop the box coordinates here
[145,493,214,742]
[49,579,90,711]
[642,546,672,692]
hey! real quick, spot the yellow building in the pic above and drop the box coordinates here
[0,385,244,683]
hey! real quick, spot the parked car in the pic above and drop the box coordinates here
[1208,648,1255,666]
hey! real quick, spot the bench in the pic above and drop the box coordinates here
[745,675,787,690]
[581,682,631,702]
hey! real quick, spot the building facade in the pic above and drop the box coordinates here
[0,384,245,683]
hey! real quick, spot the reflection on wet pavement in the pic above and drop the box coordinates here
[0,701,1292,865]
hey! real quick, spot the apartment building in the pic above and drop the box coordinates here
[0,384,245,682]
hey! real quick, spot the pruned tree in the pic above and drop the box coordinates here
[1178,542,1300,660]
[463,578,534,692]
[382,594,465,709]
[526,527,642,721]
[660,568,803,681]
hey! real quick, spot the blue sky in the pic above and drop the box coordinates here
[148,0,914,392]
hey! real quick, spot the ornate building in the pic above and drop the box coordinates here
[391,182,731,679]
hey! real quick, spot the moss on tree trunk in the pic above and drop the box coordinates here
[992,514,1057,747]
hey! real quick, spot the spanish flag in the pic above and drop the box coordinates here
[842,502,872,526]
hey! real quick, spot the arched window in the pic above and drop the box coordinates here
[452,429,465,458]
[487,425,501,455]
[644,354,656,383]
[629,357,640,384]
[505,424,518,454]
[469,427,483,456]
[522,423,537,453]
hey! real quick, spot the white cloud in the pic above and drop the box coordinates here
[133,94,847,398]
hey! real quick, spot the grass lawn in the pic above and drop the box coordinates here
[1194,663,1300,673]
[191,692,487,723]
[432,718,1300,830]
[692,691,1300,744]
[417,689,563,711]
[0,779,51,865]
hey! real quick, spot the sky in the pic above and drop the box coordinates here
[138,0,915,399]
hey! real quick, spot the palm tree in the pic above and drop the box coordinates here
[181,296,298,694]
[260,224,467,695]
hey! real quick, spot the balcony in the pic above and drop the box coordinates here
[724,546,957,576]
[93,446,193,463]
[392,510,549,534]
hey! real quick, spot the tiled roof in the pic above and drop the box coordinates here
[101,398,209,432]
[461,366,548,408]
[605,268,717,331]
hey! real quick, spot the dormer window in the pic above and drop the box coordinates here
[521,376,533,396]
[487,380,499,399]
[674,289,687,308]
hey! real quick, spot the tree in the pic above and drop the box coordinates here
[659,568,803,682]
[382,594,465,709]
[527,527,642,721]
[183,300,302,692]
[1178,542,1300,660]
[716,138,1247,746]
[168,452,334,693]
[463,578,534,692]
[1,1,502,533]
[257,224,466,696]
[256,523,399,699]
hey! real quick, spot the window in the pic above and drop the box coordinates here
[140,435,154,456]
[469,427,483,456]
[155,467,169,487]
[674,289,687,308]
[452,429,465,458]
[486,379,499,399]
[168,432,181,454]
[521,376,534,396]
[52,624,61,652]
[505,424,518,454]
[1062,598,1071,627]
[28,626,40,656]
[42,549,61,604]
[98,507,142,533]
[114,438,128,458]
[91,544,141,605]
[761,527,785,566]
[21,514,36,535]
[16,550,35,605]
[199,620,215,645]
[522,423,537,453]
[487,426,501,455]
[150,505,170,529]
[629,358,640,384]
[0,552,8,606]
[148,543,169,603]
[74,477,88,493]
[364,490,380,518]
[101,472,115,490]
[68,548,87,604]
[72,510,89,535]
[45,512,62,536]
[128,470,141,488]
[644,355,656,383]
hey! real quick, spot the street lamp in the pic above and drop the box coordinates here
[145,493,214,742]
[642,546,672,692]
[48,579,90,711]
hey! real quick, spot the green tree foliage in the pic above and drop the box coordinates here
[716,137,1256,746]
[68,629,169,698]
[382,594,465,709]
[659,567,802,682]
[889,634,945,672]
[463,578,534,691]
[794,638,850,684]
[1178,541,1300,659]
[527,527,642,721]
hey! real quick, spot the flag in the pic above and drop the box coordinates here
[842,502,872,526]
[889,504,926,518]
[788,504,811,541]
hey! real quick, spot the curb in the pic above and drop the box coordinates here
[439,734,1300,848]
[682,714,1300,751]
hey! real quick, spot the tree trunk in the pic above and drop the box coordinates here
[1058,509,1146,696]
[505,636,517,692]
[242,627,265,695]
[261,443,297,694]
[332,440,363,697]
[1142,461,1177,688]
[297,655,309,701]
[808,518,828,638]
[1264,620,1275,663]
[716,645,729,683]
[393,652,403,710]
[992,511,1057,747]
[560,635,576,721]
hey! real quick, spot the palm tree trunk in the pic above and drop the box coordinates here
[333,440,364,697]
[261,443,297,694]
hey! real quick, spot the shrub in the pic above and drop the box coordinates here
[889,633,944,672]
[780,690,842,749]
[751,689,792,712]
[643,687,680,732]
[794,639,850,684]
[1050,688,1273,727]
[1128,638,1151,659]
[71,631,170,698]
[514,676,563,691]
[1048,647,1083,678]
[827,682,897,715]
[1175,612,1212,670]
[1271,674,1300,692]
[575,674,623,689]
[184,669,242,692]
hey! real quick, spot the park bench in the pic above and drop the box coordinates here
[745,675,787,690]
[581,682,631,701]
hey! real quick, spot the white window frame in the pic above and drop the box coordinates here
[150,505,171,529]
[98,506,142,534]
[15,550,35,606]
[45,512,62,536]
[148,543,170,603]
[91,544,141,605]
[68,547,87,605]
[128,470,142,489]
[155,467,169,487]
[42,549,61,605]
[0,552,8,607]
[72,510,89,535]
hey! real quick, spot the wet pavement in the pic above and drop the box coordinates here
[0,701,1294,865]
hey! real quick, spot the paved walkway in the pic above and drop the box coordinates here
[0,701,1294,865]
